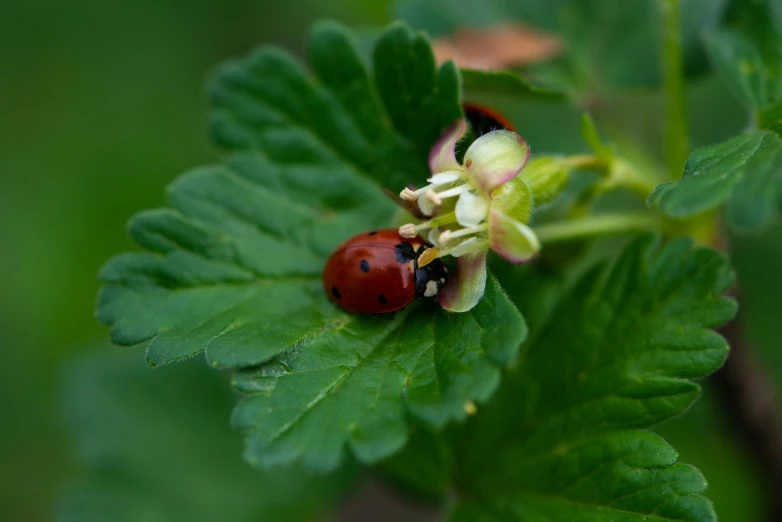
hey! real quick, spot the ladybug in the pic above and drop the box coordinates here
[323,229,448,314]
[463,102,516,135]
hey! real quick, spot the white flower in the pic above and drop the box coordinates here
[398,119,541,312]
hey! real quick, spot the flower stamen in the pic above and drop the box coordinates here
[397,119,538,312]
[440,223,488,244]
[438,229,453,244]
[399,211,460,239]
[424,183,471,210]
[399,187,419,201]
[425,190,442,206]
[435,184,470,200]
[400,184,436,201]
[398,223,419,238]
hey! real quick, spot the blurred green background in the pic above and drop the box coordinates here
[0,1,779,521]
[0,1,389,520]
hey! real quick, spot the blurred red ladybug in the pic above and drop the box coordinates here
[463,102,516,134]
[323,229,448,314]
[382,102,516,220]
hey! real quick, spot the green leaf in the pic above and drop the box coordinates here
[704,0,782,125]
[210,20,462,191]
[231,274,526,471]
[447,237,736,521]
[378,426,455,500]
[655,389,766,522]
[452,433,716,522]
[97,21,527,471]
[726,135,782,231]
[460,69,566,100]
[57,351,353,522]
[659,1,782,231]
[648,129,782,229]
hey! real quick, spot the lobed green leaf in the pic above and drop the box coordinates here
[460,68,567,100]
[453,432,715,522]
[97,21,527,471]
[446,237,735,521]
[704,0,782,125]
[210,20,461,191]
[231,275,525,471]
[654,0,782,231]
[648,130,782,230]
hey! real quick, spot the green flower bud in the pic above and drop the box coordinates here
[519,156,571,207]
[491,176,532,224]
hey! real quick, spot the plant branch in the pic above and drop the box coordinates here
[659,0,690,179]
[564,155,658,200]
[533,213,660,244]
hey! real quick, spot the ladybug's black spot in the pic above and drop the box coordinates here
[331,286,341,300]
[360,260,370,272]
[394,242,416,264]
[368,230,378,236]
[377,294,388,305]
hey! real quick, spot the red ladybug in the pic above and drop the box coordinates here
[323,229,448,314]
[463,102,516,134]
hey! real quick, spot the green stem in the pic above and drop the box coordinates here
[660,0,689,179]
[533,213,660,244]
[563,155,658,200]
[428,211,458,228]
[563,154,610,175]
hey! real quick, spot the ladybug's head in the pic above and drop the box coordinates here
[414,249,448,299]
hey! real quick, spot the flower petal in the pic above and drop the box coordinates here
[428,227,442,248]
[455,190,490,227]
[463,130,530,195]
[438,251,488,313]
[489,208,540,263]
[429,170,462,185]
[418,191,436,216]
[429,119,467,174]
[449,236,488,257]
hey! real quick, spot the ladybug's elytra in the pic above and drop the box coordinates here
[463,102,516,135]
[323,229,448,314]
